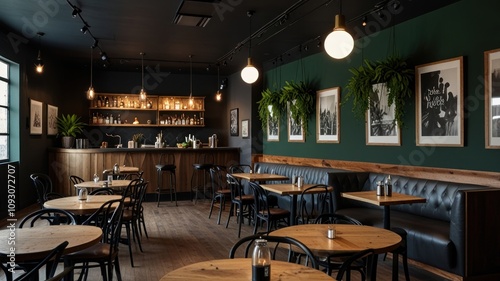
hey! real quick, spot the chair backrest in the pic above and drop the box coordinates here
[229,234,318,269]
[30,173,55,208]
[82,198,124,249]
[335,248,375,281]
[19,208,77,228]
[210,165,228,192]
[226,173,245,200]
[45,265,74,281]
[297,184,333,224]
[124,181,148,219]
[123,171,144,180]
[69,175,84,186]
[14,241,69,281]
[121,178,144,201]
[229,164,251,174]
[314,213,362,225]
[248,181,271,215]
[89,187,115,195]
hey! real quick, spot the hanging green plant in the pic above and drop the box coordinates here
[345,56,413,126]
[279,81,315,133]
[257,88,283,130]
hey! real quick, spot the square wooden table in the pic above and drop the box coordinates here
[260,183,333,225]
[341,191,426,229]
[231,172,289,182]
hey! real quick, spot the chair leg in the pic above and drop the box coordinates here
[238,204,244,238]
[114,256,122,281]
[156,170,161,207]
[225,202,234,228]
[217,196,225,225]
[124,223,134,267]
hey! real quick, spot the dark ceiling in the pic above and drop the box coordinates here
[0,0,458,75]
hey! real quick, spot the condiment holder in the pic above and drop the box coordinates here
[327,225,336,239]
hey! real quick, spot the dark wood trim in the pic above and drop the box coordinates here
[252,154,500,188]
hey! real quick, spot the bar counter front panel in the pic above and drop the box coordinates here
[48,147,240,195]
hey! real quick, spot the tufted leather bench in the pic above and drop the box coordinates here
[328,172,492,277]
[252,162,346,208]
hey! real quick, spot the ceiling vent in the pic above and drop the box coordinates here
[173,0,220,27]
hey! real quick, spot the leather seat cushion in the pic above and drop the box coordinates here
[336,208,456,270]
[156,164,176,171]
[66,243,111,260]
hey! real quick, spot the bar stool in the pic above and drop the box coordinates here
[190,153,214,203]
[156,153,177,206]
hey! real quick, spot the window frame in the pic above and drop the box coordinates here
[0,58,10,162]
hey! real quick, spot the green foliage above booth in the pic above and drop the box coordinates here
[257,88,282,130]
[345,56,413,126]
[279,81,315,133]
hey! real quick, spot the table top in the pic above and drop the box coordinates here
[44,195,124,215]
[0,225,102,262]
[75,179,131,189]
[341,191,427,206]
[271,224,401,255]
[160,258,335,281]
[260,183,333,196]
[231,173,289,182]
[103,166,139,173]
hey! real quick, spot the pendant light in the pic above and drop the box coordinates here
[35,32,44,74]
[86,47,95,100]
[241,10,259,84]
[215,64,222,102]
[139,52,147,102]
[188,55,194,108]
[324,0,354,59]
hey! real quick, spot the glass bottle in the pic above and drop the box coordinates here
[92,113,97,124]
[252,239,271,281]
[93,173,100,183]
[105,96,109,107]
[384,175,393,196]
[113,163,120,174]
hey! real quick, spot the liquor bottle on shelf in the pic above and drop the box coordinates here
[92,113,97,124]
[117,114,121,124]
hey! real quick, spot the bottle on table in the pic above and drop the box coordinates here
[252,239,271,281]
[384,175,393,196]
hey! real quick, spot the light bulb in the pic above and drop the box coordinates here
[35,63,44,73]
[324,14,354,59]
[241,58,259,84]
[139,88,147,102]
[216,91,222,101]
[86,86,95,100]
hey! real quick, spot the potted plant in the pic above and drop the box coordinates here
[279,81,315,133]
[257,88,283,130]
[132,133,144,148]
[345,56,414,126]
[56,114,85,148]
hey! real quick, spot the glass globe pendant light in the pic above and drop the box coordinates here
[86,47,95,100]
[188,55,194,108]
[324,0,354,59]
[241,11,259,84]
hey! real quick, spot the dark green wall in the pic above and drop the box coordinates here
[261,0,500,172]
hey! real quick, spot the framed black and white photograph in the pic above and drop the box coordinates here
[30,99,43,135]
[267,111,279,142]
[485,48,500,148]
[47,104,58,135]
[230,108,238,136]
[316,87,340,143]
[288,102,305,142]
[366,83,401,146]
[241,119,249,138]
[416,56,463,146]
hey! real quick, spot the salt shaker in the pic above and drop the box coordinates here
[384,175,393,196]
[376,180,384,196]
[297,176,304,188]
[327,225,336,239]
[93,173,99,183]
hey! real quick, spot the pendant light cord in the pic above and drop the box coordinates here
[189,55,193,96]
[248,11,254,58]
[141,52,145,89]
[90,47,93,87]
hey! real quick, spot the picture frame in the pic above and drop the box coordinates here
[366,83,401,146]
[287,102,305,142]
[30,99,43,135]
[415,56,464,146]
[316,87,340,143]
[241,119,249,138]
[47,104,58,136]
[230,108,239,136]
[485,48,500,149]
[267,111,279,142]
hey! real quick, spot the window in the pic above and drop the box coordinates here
[0,59,9,161]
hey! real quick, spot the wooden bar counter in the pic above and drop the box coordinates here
[48,147,240,195]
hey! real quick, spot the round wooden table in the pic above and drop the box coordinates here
[271,224,401,255]
[0,225,102,262]
[43,195,124,215]
[160,258,335,281]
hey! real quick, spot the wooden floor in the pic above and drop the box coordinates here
[1,200,453,281]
